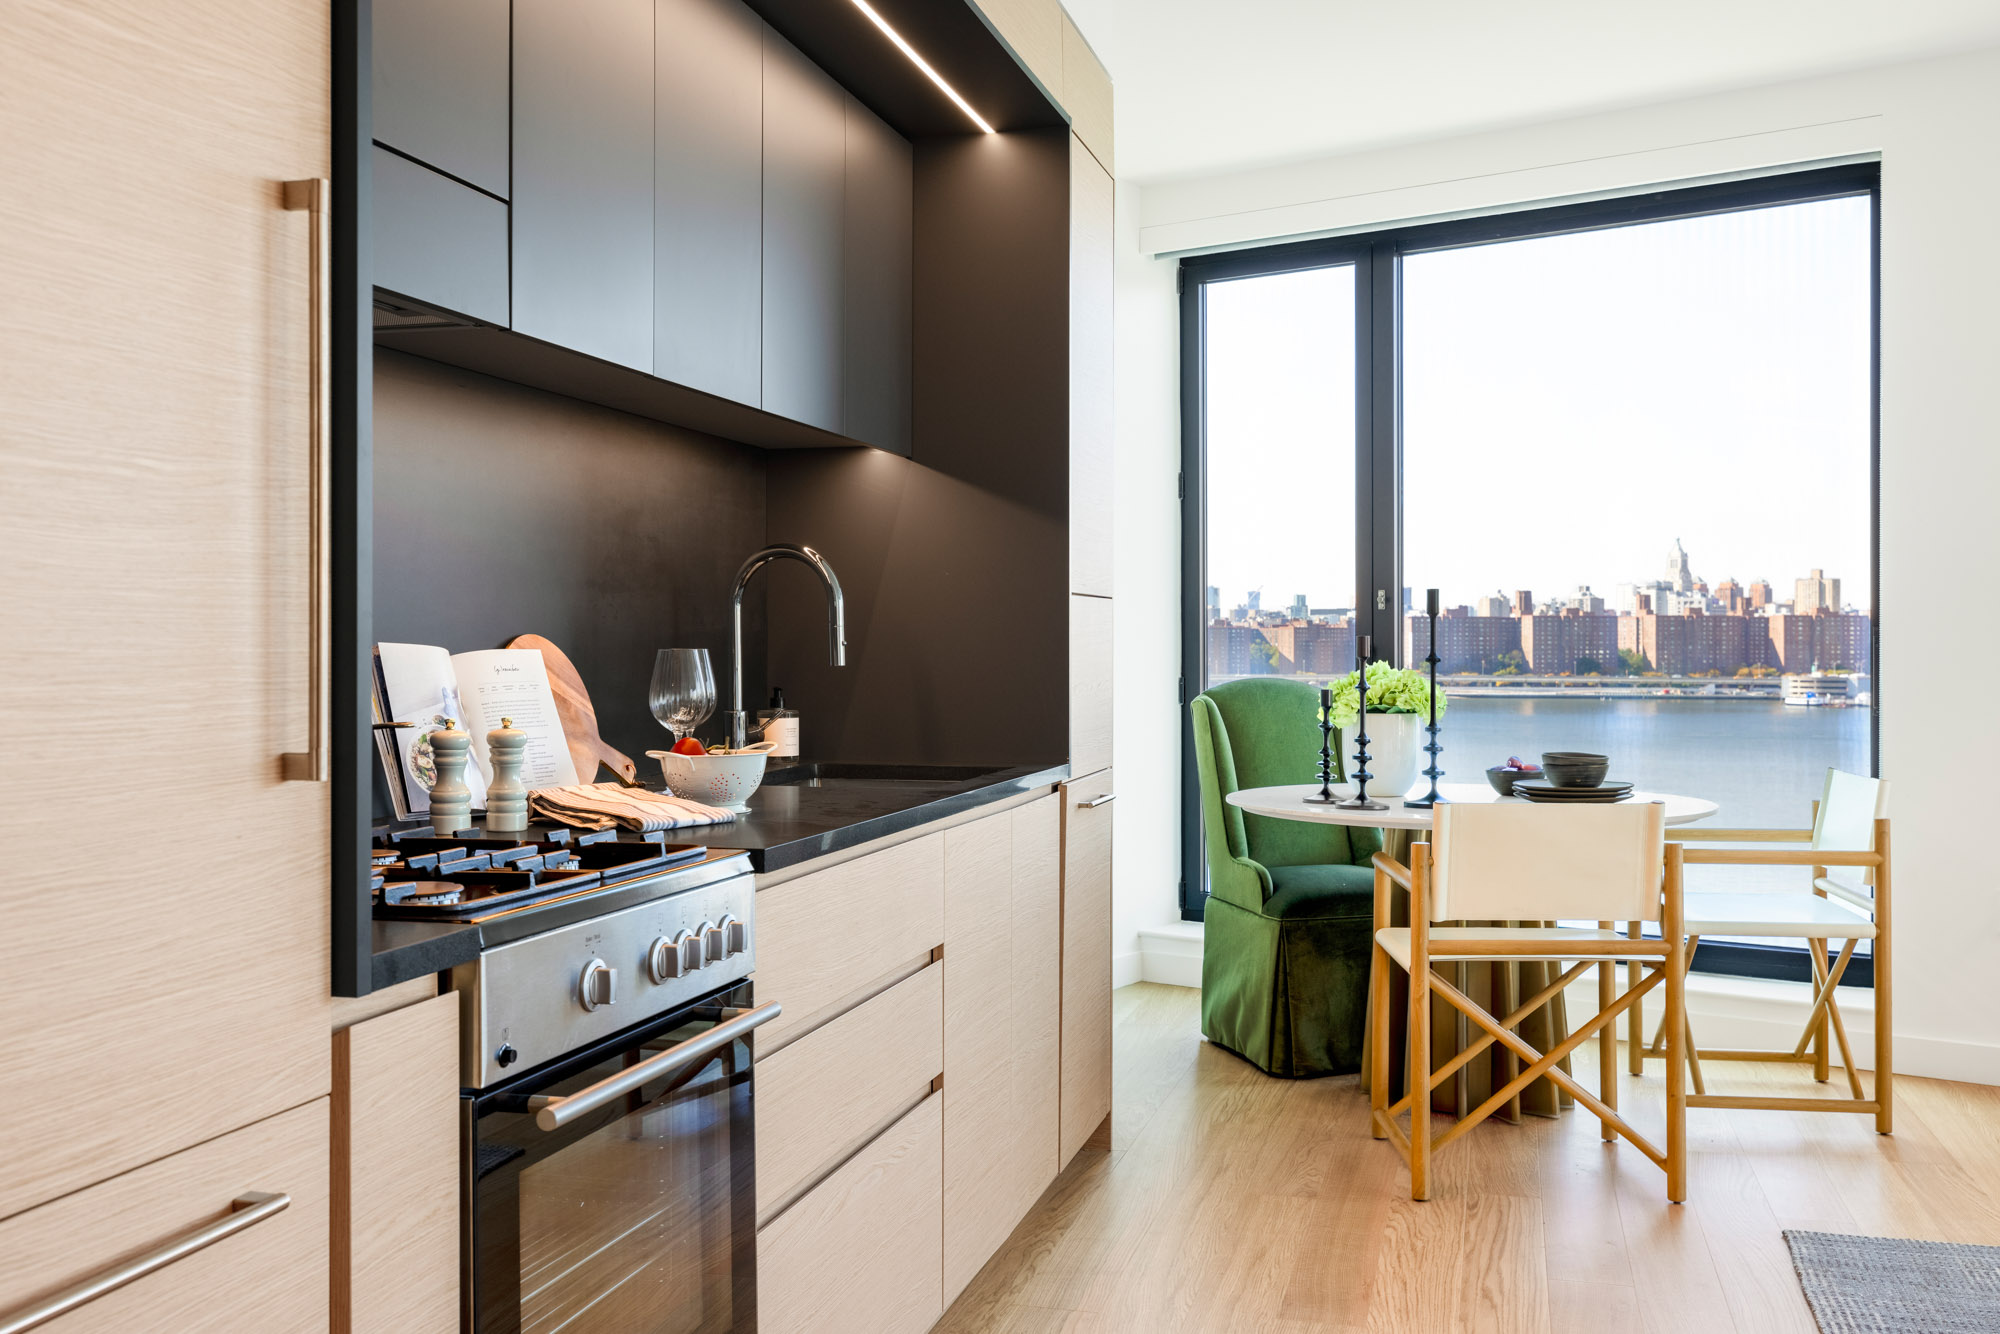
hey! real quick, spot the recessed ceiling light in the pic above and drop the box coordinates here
[850,0,996,135]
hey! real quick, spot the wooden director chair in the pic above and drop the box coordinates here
[1633,769,1892,1131]
[1369,801,1689,1202]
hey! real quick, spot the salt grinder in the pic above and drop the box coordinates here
[485,716,529,832]
[429,719,473,836]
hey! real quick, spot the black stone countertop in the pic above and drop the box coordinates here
[366,760,1066,989]
[667,760,1070,872]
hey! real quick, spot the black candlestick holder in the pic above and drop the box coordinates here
[1303,685,1339,804]
[1405,602,1448,809]
[1338,642,1388,812]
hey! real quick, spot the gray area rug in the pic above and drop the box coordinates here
[1785,1230,2000,1333]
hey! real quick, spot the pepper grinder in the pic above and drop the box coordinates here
[428,719,473,836]
[485,716,529,832]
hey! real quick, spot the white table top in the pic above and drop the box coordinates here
[1225,781,1719,830]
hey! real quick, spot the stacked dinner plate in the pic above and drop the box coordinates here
[1512,779,1635,804]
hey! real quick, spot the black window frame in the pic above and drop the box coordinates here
[1178,161,1881,987]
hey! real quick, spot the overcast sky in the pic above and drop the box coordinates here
[1204,195,1874,615]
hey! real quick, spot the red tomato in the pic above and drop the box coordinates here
[672,737,706,756]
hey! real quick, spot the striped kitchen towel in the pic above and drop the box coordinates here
[529,782,736,832]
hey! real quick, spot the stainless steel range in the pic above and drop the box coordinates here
[403,824,772,1334]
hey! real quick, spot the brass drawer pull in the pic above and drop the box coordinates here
[279,175,330,783]
[0,1192,289,1333]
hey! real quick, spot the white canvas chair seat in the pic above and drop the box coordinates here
[1681,891,1876,940]
[1369,801,1690,1203]
[1374,926,1627,968]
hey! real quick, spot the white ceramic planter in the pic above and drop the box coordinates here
[1357,711,1423,801]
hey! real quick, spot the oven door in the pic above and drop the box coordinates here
[466,980,775,1334]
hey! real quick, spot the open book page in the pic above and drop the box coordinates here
[375,642,490,815]
[448,649,582,791]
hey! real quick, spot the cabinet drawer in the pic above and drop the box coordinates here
[0,1099,329,1333]
[754,833,944,1049]
[757,962,941,1222]
[758,1093,943,1334]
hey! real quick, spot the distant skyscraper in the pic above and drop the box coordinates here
[1665,538,1694,595]
[1747,579,1773,610]
[1795,568,1841,615]
[1246,588,1261,612]
[1474,593,1509,618]
[1289,594,1308,619]
[1512,590,1534,616]
[1205,585,1220,617]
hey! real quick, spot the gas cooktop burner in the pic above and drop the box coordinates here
[370,821,716,922]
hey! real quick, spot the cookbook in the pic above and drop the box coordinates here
[373,643,581,818]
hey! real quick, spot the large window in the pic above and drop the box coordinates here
[1180,165,1879,982]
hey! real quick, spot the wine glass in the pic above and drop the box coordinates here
[650,648,716,746]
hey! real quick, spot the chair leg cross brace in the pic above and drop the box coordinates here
[1382,961,1593,1119]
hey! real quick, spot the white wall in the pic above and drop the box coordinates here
[1110,177,1185,987]
[1110,45,2000,1081]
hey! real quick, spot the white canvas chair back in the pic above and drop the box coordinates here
[1812,768,1887,854]
[1429,801,1667,923]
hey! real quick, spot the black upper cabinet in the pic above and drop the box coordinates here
[373,146,510,325]
[513,0,656,372]
[761,29,845,435]
[372,0,510,197]
[656,0,765,408]
[841,95,913,455]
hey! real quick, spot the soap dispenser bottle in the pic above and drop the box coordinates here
[758,688,800,758]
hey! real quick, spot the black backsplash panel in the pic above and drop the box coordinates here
[372,349,767,801]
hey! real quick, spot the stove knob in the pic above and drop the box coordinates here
[685,926,713,973]
[705,919,729,964]
[578,958,617,1011]
[648,935,685,983]
[726,918,749,956]
[495,1044,518,1068]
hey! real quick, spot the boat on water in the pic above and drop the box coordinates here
[1782,672,1852,707]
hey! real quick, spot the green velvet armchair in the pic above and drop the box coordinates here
[1190,678,1384,1078]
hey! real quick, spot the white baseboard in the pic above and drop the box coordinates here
[1112,950,1144,989]
[1130,921,2000,1086]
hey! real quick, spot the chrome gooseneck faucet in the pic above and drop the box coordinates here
[727,544,845,749]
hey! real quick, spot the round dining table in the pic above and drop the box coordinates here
[1224,780,1718,1122]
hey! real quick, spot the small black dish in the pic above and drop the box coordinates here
[1540,752,1609,788]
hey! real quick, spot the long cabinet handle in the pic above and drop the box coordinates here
[526,1001,782,1132]
[0,1192,289,1334]
[280,176,331,783]
[1078,793,1116,808]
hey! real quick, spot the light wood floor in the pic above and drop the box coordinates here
[937,982,2000,1334]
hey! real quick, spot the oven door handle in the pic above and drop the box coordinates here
[525,1000,783,1132]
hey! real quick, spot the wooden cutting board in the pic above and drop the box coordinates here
[504,634,641,787]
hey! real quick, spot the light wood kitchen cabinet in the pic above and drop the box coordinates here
[1061,13,1115,174]
[372,0,510,195]
[0,0,331,1223]
[1061,770,1115,1165]
[752,832,945,1050]
[513,0,656,370]
[842,94,915,455]
[1070,136,1115,597]
[762,26,847,433]
[974,0,1063,94]
[756,962,942,1222]
[0,1100,330,1332]
[758,1093,945,1334]
[655,0,766,406]
[333,991,460,1334]
[942,794,1062,1302]
[1070,593,1114,778]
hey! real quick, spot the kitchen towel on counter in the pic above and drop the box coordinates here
[529,783,736,832]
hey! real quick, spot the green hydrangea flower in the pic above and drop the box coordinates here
[1319,662,1447,731]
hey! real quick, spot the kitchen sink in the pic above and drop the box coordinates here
[761,763,1009,786]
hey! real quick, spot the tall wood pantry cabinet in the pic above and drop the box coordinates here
[0,2,336,1327]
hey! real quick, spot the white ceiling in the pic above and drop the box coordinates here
[1059,0,2000,182]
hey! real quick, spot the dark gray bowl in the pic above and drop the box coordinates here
[1540,752,1609,788]
[1487,766,1541,796]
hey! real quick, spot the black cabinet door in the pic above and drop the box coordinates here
[372,147,510,325]
[841,95,912,455]
[656,0,764,408]
[513,0,655,371]
[760,29,844,434]
[372,0,510,197]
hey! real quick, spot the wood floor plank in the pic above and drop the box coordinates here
[936,985,2000,1334]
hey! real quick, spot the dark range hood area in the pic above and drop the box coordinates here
[332,0,1078,995]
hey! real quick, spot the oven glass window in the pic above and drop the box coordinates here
[474,995,755,1334]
